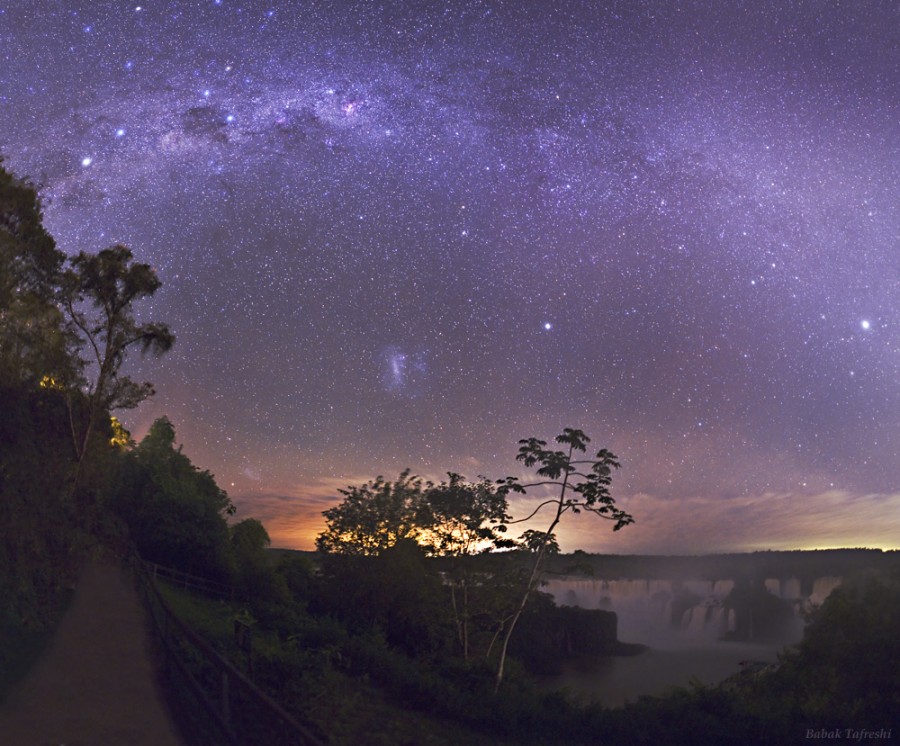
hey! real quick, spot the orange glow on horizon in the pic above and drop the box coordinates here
[241,487,900,556]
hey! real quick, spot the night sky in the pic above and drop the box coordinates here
[2,1,897,553]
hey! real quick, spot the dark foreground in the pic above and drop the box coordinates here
[0,558,183,746]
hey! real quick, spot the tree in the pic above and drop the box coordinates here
[519,529,560,555]
[425,473,515,659]
[315,471,520,660]
[492,428,634,690]
[108,417,234,579]
[61,245,174,479]
[231,517,286,611]
[425,473,513,556]
[0,160,76,387]
[232,517,271,558]
[315,469,433,555]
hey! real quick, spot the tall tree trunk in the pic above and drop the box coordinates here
[493,445,573,692]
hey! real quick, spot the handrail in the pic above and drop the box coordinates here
[131,554,325,745]
[143,561,234,600]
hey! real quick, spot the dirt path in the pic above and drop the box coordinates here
[0,558,184,746]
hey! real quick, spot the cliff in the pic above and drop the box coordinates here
[510,592,642,675]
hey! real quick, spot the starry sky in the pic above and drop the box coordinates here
[2,0,898,553]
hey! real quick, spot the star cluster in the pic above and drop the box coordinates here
[2,0,897,551]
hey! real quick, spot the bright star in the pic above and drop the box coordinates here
[861,320,871,330]
[81,157,92,167]
[543,322,552,331]
[115,128,125,137]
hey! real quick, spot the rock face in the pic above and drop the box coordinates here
[541,605,620,656]
[510,595,638,674]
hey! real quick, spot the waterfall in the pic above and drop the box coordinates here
[810,577,842,605]
[545,575,842,645]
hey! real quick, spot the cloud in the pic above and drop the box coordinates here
[234,472,900,555]
[555,489,900,554]
[231,473,374,548]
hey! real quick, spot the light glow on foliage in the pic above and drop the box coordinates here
[39,374,63,390]
[109,416,132,448]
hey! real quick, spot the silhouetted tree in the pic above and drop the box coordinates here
[316,469,434,555]
[492,428,634,690]
[425,473,515,659]
[0,160,76,387]
[519,529,560,555]
[314,538,452,657]
[62,245,174,475]
[108,417,234,579]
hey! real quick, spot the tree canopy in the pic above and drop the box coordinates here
[1,160,175,625]
[314,429,634,681]
[316,469,433,555]
[0,160,74,387]
[62,245,174,466]
[108,417,234,580]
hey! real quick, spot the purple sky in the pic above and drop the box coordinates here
[2,0,897,551]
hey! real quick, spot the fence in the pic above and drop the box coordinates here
[131,555,324,745]
[143,561,234,600]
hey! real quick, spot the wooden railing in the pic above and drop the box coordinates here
[131,555,325,745]
[143,561,234,600]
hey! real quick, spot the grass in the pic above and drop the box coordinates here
[155,582,514,745]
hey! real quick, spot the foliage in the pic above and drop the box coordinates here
[757,567,900,729]
[231,517,271,560]
[425,473,514,555]
[316,469,433,555]
[61,244,174,465]
[314,431,632,683]
[0,160,76,388]
[312,539,453,658]
[519,529,559,554]
[275,554,314,603]
[106,417,234,580]
[316,470,526,661]
[423,473,516,659]
[0,385,85,627]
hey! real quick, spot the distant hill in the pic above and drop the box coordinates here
[541,548,899,582]
[269,546,899,582]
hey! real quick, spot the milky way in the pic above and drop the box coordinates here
[2,1,898,551]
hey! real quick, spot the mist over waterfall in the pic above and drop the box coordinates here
[543,576,842,648]
[533,573,843,706]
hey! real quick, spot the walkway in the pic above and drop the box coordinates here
[0,558,184,745]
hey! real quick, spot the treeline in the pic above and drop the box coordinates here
[540,549,898,583]
[1,158,131,627]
